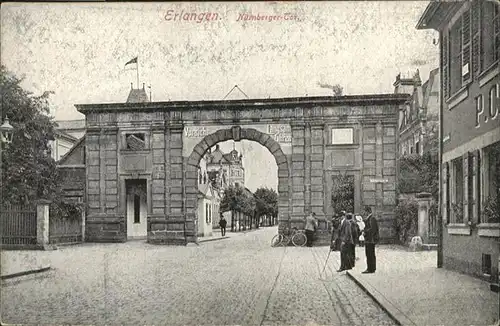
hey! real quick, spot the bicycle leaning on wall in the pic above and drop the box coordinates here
[271,226,307,247]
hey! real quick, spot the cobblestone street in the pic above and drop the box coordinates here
[1,227,395,325]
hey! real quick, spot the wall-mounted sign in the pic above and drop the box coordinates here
[267,124,292,143]
[184,126,211,138]
[369,178,388,183]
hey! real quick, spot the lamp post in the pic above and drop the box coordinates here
[0,116,14,146]
[0,116,15,204]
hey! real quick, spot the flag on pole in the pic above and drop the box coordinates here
[125,57,138,66]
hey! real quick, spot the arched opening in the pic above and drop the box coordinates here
[185,126,290,241]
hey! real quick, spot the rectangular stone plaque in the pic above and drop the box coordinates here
[331,150,355,167]
[123,155,146,171]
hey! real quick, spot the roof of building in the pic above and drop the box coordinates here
[55,119,86,130]
[198,183,214,199]
[57,136,86,165]
[54,129,79,142]
[126,87,149,103]
[422,68,439,108]
[416,2,463,30]
[222,149,242,164]
[76,93,410,114]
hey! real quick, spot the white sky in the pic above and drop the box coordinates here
[1,1,438,192]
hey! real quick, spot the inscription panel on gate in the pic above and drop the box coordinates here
[182,124,292,156]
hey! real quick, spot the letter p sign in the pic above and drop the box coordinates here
[475,95,484,128]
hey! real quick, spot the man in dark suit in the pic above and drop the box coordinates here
[219,214,227,236]
[362,206,379,274]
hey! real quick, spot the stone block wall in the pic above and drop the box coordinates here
[77,95,407,245]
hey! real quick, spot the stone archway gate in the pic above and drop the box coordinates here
[76,94,408,245]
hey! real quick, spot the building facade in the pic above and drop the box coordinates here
[396,68,440,157]
[205,145,245,187]
[70,93,407,245]
[417,0,499,288]
[196,155,221,237]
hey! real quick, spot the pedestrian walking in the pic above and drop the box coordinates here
[219,214,227,236]
[362,206,379,274]
[355,215,365,247]
[337,213,358,272]
[304,212,318,247]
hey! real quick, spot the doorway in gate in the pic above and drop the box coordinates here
[126,179,147,239]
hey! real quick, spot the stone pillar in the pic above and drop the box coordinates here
[36,200,50,246]
[304,123,312,211]
[416,192,432,243]
[81,209,86,242]
[290,122,306,230]
[375,121,384,212]
[310,123,326,229]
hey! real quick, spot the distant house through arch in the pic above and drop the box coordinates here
[185,126,290,232]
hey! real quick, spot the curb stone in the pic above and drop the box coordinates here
[198,236,230,243]
[1,266,52,280]
[346,270,416,326]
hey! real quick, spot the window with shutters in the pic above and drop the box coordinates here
[462,10,472,83]
[474,150,481,223]
[443,163,451,224]
[206,203,209,223]
[467,153,474,222]
[481,142,500,224]
[450,20,463,95]
[451,157,464,223]
[482,1,500,70]
[472,0,482,77]
[442,33,450,99]
[446,8,473,97]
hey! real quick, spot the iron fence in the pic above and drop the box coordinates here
[0,204,37,245]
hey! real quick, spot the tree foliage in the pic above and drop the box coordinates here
[220,184,255,216]
[0,65,60,205]
[423,114,439,155]
[398,152,439,201]
[254,187,278,219]
[393,200,419,244]
[331,173,354,214]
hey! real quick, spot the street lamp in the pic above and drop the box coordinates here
[0,116,14,145]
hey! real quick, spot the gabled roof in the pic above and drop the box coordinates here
[198,183,214,199]
[57,136,85,165]
[222,149,241,163]
[54,129,79,142]
[127,88,149,103]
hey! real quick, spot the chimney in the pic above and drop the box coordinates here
[413,69,422,87]
[393,72,415,94]
[143,83,145,90]
[131,82,133,90]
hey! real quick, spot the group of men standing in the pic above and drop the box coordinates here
[330,206,379,273]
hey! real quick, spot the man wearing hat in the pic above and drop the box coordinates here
[362,206,379,274]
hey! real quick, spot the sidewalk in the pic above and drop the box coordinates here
[198,226,265,243]
[1,250,52,279]
[345,245,499,326]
